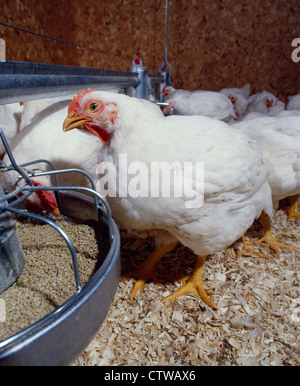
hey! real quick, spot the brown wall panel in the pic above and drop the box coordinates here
[1,0,300,99]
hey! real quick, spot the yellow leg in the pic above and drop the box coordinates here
[121,241,177,298]
[286,195,300,221]
[255,211,299,256]
[162,255,218,310]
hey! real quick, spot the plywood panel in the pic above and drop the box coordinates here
[1,0,300,98]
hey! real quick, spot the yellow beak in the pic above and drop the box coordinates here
[63,114,91,132]
[52,207,61,217]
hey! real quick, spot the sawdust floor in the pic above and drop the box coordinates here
[72,209,300,366]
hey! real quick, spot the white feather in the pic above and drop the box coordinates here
[231,112,300,204]
[286,94,300,111]
[0,103,23,156]
[164,86,236,122]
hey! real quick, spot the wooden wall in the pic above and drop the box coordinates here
[1,0,300,98]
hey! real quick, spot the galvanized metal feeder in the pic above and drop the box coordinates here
[0,132,121,365]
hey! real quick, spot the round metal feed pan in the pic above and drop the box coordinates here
[0,191,121,366]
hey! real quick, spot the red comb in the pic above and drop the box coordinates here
[68,88,94,114]
[134,58,141,64]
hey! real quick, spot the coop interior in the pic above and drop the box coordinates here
[0,0,299,366]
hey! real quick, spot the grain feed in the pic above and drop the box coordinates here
[0,216,109,342]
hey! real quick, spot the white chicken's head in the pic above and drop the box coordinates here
[162,86,175,97]
[265,97,274,108]
[227,94,237,104]
[63,89,118,142]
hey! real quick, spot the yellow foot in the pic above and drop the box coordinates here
[251,211,300,257]
[121,241,177,299]
[121,262,161,299]
[162,255,218,310]
[255,234,300,256]
[121,269,160,299]
[234,235,272,259]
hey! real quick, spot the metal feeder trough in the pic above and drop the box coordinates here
[0,132,121,366]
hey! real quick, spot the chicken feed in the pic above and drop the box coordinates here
[0,217,109,342]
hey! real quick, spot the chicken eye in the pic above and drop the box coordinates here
[89,102,99,112]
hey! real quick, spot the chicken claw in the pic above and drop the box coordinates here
[256,212,300,256]
[235,235,273,259]
[255,234,299,256]
[162,255,218,310]
[121,241,177,298]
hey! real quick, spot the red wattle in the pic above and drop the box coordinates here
[28,180,58,213]
[84,122,110,142]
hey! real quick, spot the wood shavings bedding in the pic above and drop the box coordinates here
[73,210,300,366]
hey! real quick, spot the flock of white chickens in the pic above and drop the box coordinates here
[163,83,300,220]
[0,82,299,310]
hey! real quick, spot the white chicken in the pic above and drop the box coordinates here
[2,96,103,216]
[62,89,273,309]
[19,95,76,130]
[243,100,286,121]
[0,102,23,157]
[286,94,300,111]
[245,90,279,115]
[219,83,251,120]
[232,112,300,252]
[162,86,236,122]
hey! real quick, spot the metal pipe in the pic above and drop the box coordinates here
[148,74,165,84]
[0,61,140,104]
